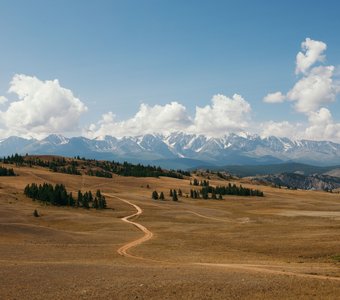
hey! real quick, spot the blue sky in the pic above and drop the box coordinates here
[0,0,339,140]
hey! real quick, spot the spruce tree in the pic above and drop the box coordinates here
[172,189,178,201]
[77,190,83,207]
[152,191,159,200]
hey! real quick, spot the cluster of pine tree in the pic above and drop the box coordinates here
[111,162,185,178]
[24,183,107,209]
[151,191,165,200]
[202,183,264,197]
[24,183,74,206]
[169,189,182,201]
[27,157,82,175]
[49,159,80,175]
[190,179,210,186]
[189,189,223,200]
[77,189,107,209]
[51,165,81,175]
[30,157,66,168]
[1,154,24,166]
[81,158,187,179]
[87,169,112,178]
[151,189,182,201]
[0,166,16,176]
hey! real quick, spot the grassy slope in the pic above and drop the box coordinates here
[0,163,340,299]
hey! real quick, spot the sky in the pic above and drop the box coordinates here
[0,0,340,141]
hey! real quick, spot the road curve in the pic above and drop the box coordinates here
[105,194,340,282]
[108,195,153,259]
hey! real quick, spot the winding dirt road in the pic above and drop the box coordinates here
[108,195,153,259]
[108,194,340,282]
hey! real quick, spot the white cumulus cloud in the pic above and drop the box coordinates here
[263,91,285,103]
[86,101,191,138]
[262,38,340,142]
[304,108,340,141]
[260,109,340,143]
[192,94,251,136]
[260,121,303,139]
[287,65,338,113]
[295,38,327,74]
[263,38,339,114]
[0,74,87,138]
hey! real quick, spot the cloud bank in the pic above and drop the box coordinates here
[0,74,87,139]
[86,94,251,138]
[262,38,340,142]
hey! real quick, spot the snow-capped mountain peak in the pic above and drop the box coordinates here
[1,132,340,166]
[42,134,70,145]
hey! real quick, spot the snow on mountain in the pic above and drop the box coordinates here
[1,132,340,166]
[41,134,70,145]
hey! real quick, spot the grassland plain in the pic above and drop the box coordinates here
[0,165,340,299]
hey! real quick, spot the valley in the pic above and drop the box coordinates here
[0,160,340,299]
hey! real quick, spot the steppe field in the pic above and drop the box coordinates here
[1,165,340,299]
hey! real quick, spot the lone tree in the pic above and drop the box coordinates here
[172,189,178,201]
[152,190,159,200]
[159,192,165,200]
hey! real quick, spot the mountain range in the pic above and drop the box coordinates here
[1,132,340,169]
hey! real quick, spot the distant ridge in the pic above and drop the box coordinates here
[1,132,340,168]
[215,162,340,177]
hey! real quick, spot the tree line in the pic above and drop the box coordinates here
[2,154,25,165]
[189,189,223,200]
[200,183,264,198]
[152,183,263,201]
[2,154,189,179]
[24,183,107,209]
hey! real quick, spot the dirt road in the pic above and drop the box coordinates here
[108,195,153,259]
[112,194,340,282]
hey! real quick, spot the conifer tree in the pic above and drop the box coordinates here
[172,189,178,201]
[159,192,165,200]
[152,191,159,200]
[93,197,99,209]
[77,190,83,207]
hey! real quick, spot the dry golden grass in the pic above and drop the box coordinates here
[0,164,340,299]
